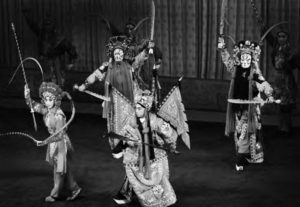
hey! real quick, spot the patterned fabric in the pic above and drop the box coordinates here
[110,87,179,206]
[109,87,135,149]
[157,86,190,149]
[219,42,273,164]
[219,47,273,135]
[234,106,264,163]
[125,153,176,207]
[122,116,177,207]
[26,96,72,174]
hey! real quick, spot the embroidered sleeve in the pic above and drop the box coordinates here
[122,124,142,147]
[42,114,65,145]
[220,48,235,74]
[94,62,109,81]
[253,63,265,83]
[256,81,273,97]
[85,62,109,85]
[253,63,273,97]
[132,50,148,70]
[93,69,105,81]
[151,115,177,150]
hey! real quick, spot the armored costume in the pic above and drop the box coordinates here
[218,39,274,171]
[77,36,155,129]
[108,80,190,206]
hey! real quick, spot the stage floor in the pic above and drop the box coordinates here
[0,108,299,207]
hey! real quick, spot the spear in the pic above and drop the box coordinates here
[105,132,169,151]
[11,23,37,131]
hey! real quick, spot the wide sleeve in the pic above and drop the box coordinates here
[85,62,109,84]
[220,48,235,74]
[132,50,148,70]
[253,63,273,97]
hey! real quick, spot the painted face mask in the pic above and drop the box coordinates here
[43,92,55,109]
[240,53,252,68]
[135,104,146,118]
[113,48,124,62]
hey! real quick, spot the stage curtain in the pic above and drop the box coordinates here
[0,0,299,82]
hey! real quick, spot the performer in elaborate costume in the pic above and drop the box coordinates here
[102,15,163,90]
[24,82,81,202]
[108,79,190,206]
[76,36,154,121]
[249,0,299,136]
[218,38,275,171]
[265,30,298,136]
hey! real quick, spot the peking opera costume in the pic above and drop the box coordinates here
[218,38,275,171]
[107,80,190,206]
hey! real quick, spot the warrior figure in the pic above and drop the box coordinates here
[102,18,163,90]
[24,82,81,202]
[109,80,190,205]
[218,37,275,171]
[76,36,155,126]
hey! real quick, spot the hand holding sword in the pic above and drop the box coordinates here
[73,84,110,101]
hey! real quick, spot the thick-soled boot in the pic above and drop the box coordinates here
[235,153,248,171]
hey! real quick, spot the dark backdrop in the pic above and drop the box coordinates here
[0,0,299,115]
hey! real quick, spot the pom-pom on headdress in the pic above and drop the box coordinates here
[106,35,129,58]
[39,82,63,106]
[233,40,261,65]
[134,89,154,111]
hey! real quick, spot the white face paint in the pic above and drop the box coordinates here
[135,104,146,118]
[43,94,55,109]
[240,53,252,68]
[113,48,124,62]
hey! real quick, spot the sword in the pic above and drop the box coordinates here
[228,98,281,104]
[219,0,228,36]
[149,0,155,54]
[11,23,37,131]
[73,84,110,101]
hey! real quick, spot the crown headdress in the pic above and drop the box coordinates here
[39,82,62,100]
[233,40,261,64]
[106,35,129,57]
